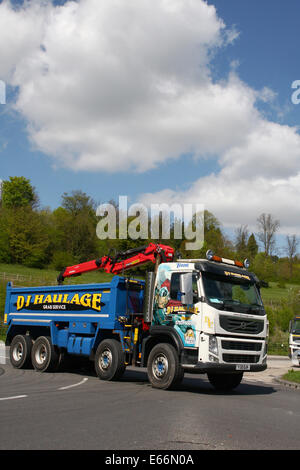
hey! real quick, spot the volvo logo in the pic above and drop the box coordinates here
[240,322,247,330]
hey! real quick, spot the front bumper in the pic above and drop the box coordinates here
[291,348,300,366]
[183,362,267,374]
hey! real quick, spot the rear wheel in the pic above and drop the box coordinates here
[31,336,60,372]
[10,335,33,369]
[147,343,183,390]
[95,339,126,381]
[207,372,243,391]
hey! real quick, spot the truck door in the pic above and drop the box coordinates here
[153,270,199,348]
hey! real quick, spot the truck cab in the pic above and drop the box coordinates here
[145,253,268,389]
[289,317,300,366]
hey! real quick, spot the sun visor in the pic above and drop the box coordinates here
[194,261,259,284]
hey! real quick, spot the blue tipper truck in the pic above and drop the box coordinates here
[4,276,147,380]
[4,244,268,391]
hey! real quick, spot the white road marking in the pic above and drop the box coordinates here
[0,395,27,401]
[58,377,88,390]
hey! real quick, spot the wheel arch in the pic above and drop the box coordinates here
[6,324,51,346]
[91,329,123,360]
[141,326,183,367]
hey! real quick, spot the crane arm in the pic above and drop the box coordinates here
[57,243,174,284]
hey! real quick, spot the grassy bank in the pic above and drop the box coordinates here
[260,281,300,303]
[282,370,300,384]
[0,262,114,285]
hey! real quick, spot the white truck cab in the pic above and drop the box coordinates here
[149,251,268,389]
[289,317,300,367]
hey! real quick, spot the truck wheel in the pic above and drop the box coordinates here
[10,335,33,369]
[147,343,182,390]
[31,336,60,372]
[207,372,243,392]
[95,339,126,381]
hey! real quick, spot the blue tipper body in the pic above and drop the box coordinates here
[5,276,145,357]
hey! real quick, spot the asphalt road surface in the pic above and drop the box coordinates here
[0,350,299,451]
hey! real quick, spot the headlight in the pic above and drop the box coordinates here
[209,335,218,355]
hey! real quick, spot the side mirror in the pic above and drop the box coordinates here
[179,273,194,305]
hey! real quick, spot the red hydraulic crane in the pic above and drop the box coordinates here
[57,243,175,284]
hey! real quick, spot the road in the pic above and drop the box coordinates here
[0,350,299,451]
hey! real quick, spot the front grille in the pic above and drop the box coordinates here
[219,315,264,335]
[223,354,260,364]
[221,340,262,351]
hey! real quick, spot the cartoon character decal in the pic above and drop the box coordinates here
[152,265,197,348]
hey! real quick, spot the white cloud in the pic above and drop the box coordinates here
[141,173,300,232]
[1,0,300,233]
[0,1,49,81]
[139,80,300,234]
[0,0,237,172]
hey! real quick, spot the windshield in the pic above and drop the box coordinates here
[291,319,300,334]
[201,272,264,315]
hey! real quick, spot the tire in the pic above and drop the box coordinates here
[207,372,243,392]
[147,343,183,390]
[10,335,33,369]
[94,339,126,381]
[173,366,185,388]
[31,336,60,372]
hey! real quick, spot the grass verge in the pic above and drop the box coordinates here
[282,369,300,384]
[260,281,300,303]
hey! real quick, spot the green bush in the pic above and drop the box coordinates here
[276,280,286,289]
[276,305,294,332]
[265,305,275,336]
[51,251,77,271]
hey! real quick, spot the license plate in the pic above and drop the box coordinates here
[236,364,250,371]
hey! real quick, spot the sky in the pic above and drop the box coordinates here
[0,0,300,254]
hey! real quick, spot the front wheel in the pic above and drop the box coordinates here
[147,343,183,390]
[207,372,243,391]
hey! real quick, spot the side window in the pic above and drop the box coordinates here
[170,273,181,300]
[170,273,198,302]
[192,275,198,297]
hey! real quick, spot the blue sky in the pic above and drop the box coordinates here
[0,0,300,252]
[208,0,300,124]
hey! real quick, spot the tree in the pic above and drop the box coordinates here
[61,190,96,217]
[257,213,280,256]
[247,233,258,260]
[181,210,230,259]
[1,176,38,208]
[235,225,249,259]
[54,190,99,263]
[286,234,298,277]
[252,252,275,282]
[0,206,50,267]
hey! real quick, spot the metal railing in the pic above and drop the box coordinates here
[268,341,289,356]
[0,271,57,286]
